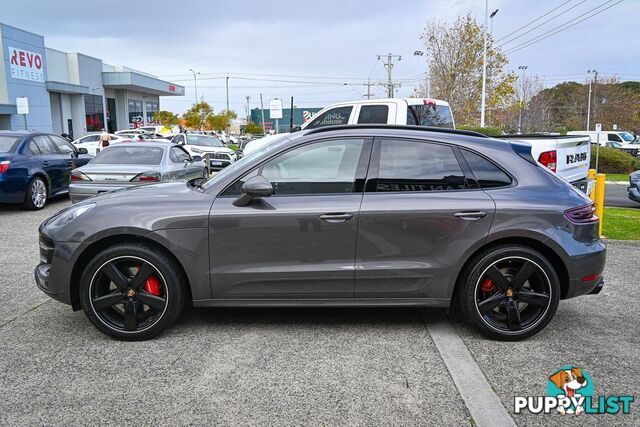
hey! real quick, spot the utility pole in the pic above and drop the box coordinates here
[189,68,200,105]
[586,80,592,131]
[518,65,528,134]
[363,80,373,99]
[225,74,230,111]
[587,69,598,130]
[245,96,251,123]
[259,93,266,134]
[377,53,401,98]
[480,0,489,127]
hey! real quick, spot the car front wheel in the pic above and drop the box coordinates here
[79,243,185,340]
[457,245,560,341]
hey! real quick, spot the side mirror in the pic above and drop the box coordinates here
[77,147,88,154]
[233,175,273,207]
[192,155,202,162]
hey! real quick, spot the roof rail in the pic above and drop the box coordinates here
[304,124,488,138]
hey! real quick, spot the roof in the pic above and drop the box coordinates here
[304,124,486,138]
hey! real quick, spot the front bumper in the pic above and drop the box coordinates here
[34,232,82,307]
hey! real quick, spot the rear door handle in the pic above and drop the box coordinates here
[320,213,354,223]
[454,211,488,220]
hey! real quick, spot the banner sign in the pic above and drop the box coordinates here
[8,46,45,82]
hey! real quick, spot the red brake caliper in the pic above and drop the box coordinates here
[144,274,162,296]
[481,278,495,293]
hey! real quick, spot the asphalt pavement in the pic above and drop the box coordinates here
[605,182,639,208]
[1,197,639,425]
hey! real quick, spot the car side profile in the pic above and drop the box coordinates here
[35,125,606,341]
[0,131,91,209]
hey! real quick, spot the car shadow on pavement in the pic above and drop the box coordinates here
[0,195,71,212]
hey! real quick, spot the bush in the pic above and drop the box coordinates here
[457,125,504,137]
[227,143,238,152]
[590,146,640,174]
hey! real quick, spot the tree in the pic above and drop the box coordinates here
[182,102,213,130]
[244,121,263,134]
[417,14,515,126]
[206,110,237,131]
[153,110,180,127]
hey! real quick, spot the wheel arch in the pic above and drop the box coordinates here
[451,235,571,305]
[69,234,193,310]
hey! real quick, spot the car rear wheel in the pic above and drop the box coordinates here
[79,243,185,340]
[24,176,47,210]
[457,245,560,341]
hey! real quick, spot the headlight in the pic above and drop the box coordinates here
[191,148,204,153]
[46,203,96,228]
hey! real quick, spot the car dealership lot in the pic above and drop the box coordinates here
[1,199,639,425]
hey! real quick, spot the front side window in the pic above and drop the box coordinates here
[461,149,512,188]
[80,135,100,143]
[170,146,190,163]
[608,133,622,142]
[49,136,75,155]
[305,106,353,129]
[358,105,389,124]
[375,140,466,192]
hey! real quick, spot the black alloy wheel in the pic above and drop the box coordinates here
[80,243,185,340]
[458,245,560,341]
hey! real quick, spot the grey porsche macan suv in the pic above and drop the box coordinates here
[35,125,606,341]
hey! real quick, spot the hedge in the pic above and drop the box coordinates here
[590,146,640,174]
[457,125,504,137]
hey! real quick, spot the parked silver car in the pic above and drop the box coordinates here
[69,142,207,203]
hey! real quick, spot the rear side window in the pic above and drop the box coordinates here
[406,104,454,128]
[49,136,75,155]
[376,140,466,192]
[461,150,512,189]
[31,136,57,155]
[358,105,389,124]
[305,106,352,129]
[0,136,19,153]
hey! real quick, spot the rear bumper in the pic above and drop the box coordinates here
[0,176,27,204]
[563,240,607,299]
[571,178,594,195]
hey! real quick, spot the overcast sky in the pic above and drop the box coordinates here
[3,0,638,115]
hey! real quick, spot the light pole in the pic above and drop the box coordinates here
[518,65,528,133]
[587,69,598,131]
[480,0,489,127]
[189,68,200,105]
[487,9,498,124]
[413,50,431,98]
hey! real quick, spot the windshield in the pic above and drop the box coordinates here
[620,132,634,142]
[201,135,290,189]
[186,135,223,147]
[91,146,165,165]
[406,104,454,128]
[0,136,19,153]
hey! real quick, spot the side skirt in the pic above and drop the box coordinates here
[192,298,451,308]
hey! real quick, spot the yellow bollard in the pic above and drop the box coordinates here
[595,173,606,238]
[587,168,596,202]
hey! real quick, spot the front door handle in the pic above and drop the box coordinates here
[454,211,488,220]
[320,213,354,223]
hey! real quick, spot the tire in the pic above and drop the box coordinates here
[79,242,186,341]
[24,176,48,210]
[456,244,560,341]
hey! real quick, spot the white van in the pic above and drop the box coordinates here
[567,130,636,146]
[299,98,455,130]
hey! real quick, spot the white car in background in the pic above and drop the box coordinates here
[170,133,236,170]
[72,133,132,155]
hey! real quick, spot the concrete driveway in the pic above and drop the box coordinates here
[1,198,638,425]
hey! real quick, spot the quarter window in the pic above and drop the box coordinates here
[358,105,389,124]
[305,106,353,129]
[461,149,512,188]
[375,140,466,192]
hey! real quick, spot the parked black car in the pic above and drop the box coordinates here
[0,131,91,209]
[36,125,605,340]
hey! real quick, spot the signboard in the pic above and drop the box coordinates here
[613,124,617,130]
[8,46,44,82]
[269,99,283,119]
[595,123,601,134]
[16,97,29,115]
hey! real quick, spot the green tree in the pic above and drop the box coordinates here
[244,121,263,135]
[206,110,237,131]
[182,102,213,130]
[417,14,515,126]
[153,110,180,127]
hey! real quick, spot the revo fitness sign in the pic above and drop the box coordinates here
[8,46,44,82]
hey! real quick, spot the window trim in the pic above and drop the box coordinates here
[457,147,517,190]
[365,137,473,194]
[218,136,373,198]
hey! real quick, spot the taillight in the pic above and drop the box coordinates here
[71,170,92,182]
[130,171,160,182]
[538,150,557,173]
[564,204,597,224]
[0,160,10,174]
[423,99,436,106]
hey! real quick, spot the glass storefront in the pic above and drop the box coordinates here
[128,99,143,129]
[145,101,159,125]
[84,95,104,132]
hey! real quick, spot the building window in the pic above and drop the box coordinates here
[145,101,159,125]
[84,95,104,132]
[128,99,143,129]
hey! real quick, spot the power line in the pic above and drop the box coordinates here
[505,0,624,55]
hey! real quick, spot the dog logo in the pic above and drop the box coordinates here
[548,367,591,415]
